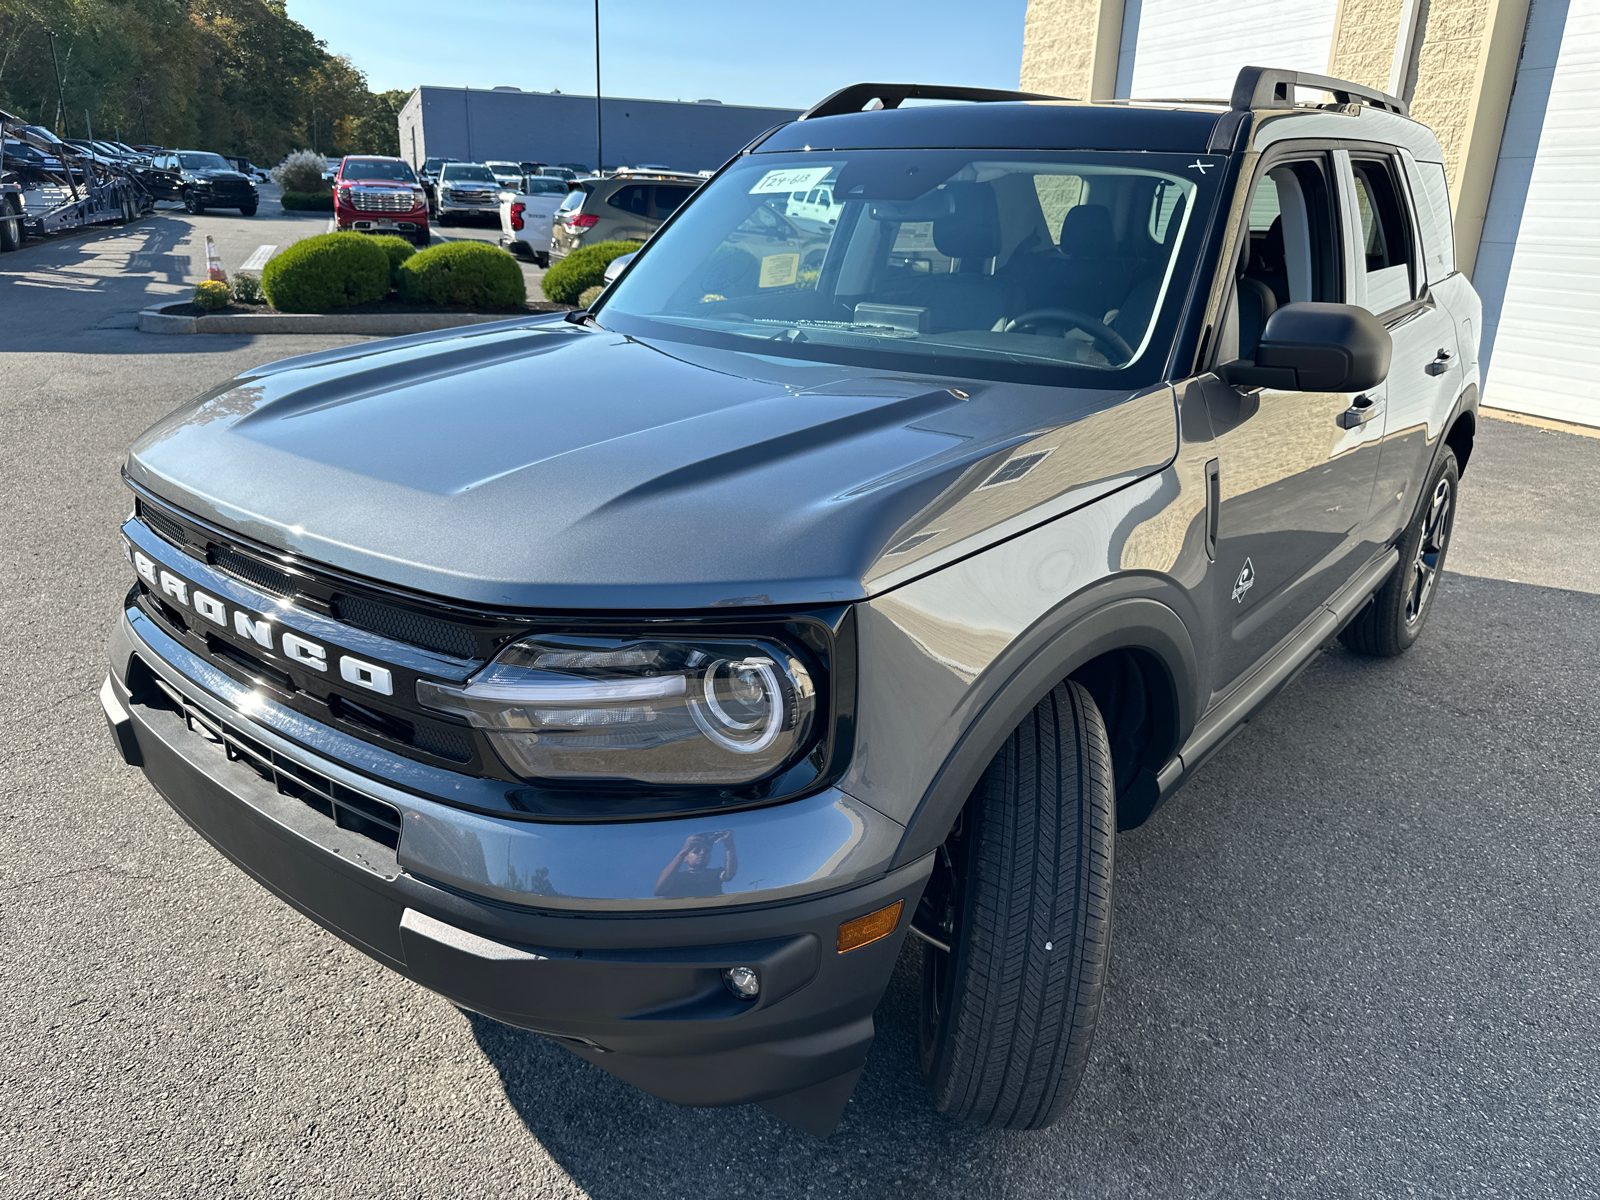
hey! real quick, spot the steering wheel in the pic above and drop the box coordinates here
[1003,307,1134,362]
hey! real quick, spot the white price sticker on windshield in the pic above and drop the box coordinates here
[750,166,832,195]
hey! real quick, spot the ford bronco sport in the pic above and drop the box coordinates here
[104,68,1479,1137]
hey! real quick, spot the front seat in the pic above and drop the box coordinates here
[1012,204,1137,321]
[904,182,1012,333]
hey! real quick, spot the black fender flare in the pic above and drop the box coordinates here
[889,579,1201,869]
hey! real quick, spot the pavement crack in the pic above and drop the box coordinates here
[0,863,156,893]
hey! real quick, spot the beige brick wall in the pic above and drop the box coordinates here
[1326,0,1408,91]
[1021,0,1101,96]
[1023,0,1529,273]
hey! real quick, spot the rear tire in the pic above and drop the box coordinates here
[917,680,1115,1129]
[0,194,20,251]
[1340,449,1459,657]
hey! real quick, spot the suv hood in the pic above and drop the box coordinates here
[190,168,250,183]
[127,320,1176,610]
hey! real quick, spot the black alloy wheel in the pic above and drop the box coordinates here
[183,190,204,215]
[1341,449,1460,657]
[916,679,1115,1129]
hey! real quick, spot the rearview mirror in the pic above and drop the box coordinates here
[1221,302,1391,392]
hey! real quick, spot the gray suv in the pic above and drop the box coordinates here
[550,169,701,261]
[104,69,1478,1139]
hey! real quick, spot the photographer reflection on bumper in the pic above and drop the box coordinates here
[655,830,737,898]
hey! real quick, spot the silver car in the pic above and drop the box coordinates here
[434,163,503,226]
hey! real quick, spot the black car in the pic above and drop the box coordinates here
[104,68,1479,1138]
[141,150,257,215]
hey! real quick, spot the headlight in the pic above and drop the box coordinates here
[417,635,817,785]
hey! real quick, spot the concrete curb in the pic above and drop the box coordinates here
[137,303,547,335]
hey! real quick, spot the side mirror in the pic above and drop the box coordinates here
[1221,302,1391,392]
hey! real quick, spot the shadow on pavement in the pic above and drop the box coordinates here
[466,571,1600,1198]
[2,213,257,355]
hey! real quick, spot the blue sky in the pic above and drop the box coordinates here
[285,1,1029,111]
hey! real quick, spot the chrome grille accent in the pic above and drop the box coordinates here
[350,187,416,213]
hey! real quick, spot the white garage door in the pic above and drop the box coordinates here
[1117,0,1341,100]
[1478,0,1600,427]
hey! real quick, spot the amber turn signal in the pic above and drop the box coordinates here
[836,900,903,953]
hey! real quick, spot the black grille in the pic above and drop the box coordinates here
[410,723,474,762]
[209,544,296,597]
[136,500,189,547]
[141,662,402,850]
[335,593,479,659]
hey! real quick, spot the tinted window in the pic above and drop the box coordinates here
[654,185,695,216]
[607,184,650,216]
[1351,158,1416,314]
[1406,158,1455,285]
[178,153,230,171]
[342,159,416,183]
[521,177,568,195]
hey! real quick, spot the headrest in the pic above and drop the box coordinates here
[1253,216,1285,271]
[932,182,1001,262]
[1059,204,1114,256]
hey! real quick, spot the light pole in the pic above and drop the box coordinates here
[594,0,603,174]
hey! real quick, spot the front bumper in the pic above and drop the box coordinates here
[104,604,928,1128]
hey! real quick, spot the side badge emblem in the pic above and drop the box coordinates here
[1232,557,1256,604]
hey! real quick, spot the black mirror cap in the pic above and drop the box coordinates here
[1223,302,1392,392]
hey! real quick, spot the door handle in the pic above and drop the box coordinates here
[1337,394,1383,429]
[1426,348,1453,376]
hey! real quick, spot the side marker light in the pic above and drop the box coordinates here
[836,900,904,953]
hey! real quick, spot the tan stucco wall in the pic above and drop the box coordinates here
[1020,0,1125,100]
[1021,0,1531,274]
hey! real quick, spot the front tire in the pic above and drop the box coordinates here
[917,679,1115,1129]
[1341,449,1459,657]
[0,194,20,251]
[239,204,257,216]
[183,191,204,215]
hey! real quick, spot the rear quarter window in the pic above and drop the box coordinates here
[1406,159,1456,285]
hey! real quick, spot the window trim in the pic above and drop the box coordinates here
[1205,145,1348,373]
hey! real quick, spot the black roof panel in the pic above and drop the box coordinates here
[757,102,1226,154]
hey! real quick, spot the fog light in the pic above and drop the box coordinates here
[724,966,760,999]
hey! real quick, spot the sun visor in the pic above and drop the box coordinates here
[834,152,973,202]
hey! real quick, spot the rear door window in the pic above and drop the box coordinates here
[607,185,650,216]
[653,185,695,217]
[1351,157,1417,314]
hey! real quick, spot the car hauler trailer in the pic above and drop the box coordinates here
[0,108,152,251]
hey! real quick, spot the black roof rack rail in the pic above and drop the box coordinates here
[800,82,1068,121]
[1232,66,1408,117]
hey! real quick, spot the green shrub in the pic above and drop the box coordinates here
[260,232,390,313]
[397,241,526,308]
[577,284,605,309]
[280,191,334,211]
[541,240,641,305]
[192,280,232,311]
[369,234,417,282]
[232,272,263,304]
[272,149,330,194]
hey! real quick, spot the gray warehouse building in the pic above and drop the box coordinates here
[396,87,802,175]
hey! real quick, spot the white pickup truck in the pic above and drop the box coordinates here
[497,175,570,267]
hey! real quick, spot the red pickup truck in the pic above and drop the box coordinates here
[334,156,429,246]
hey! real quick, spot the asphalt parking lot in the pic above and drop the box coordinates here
[2,205,1597,1199]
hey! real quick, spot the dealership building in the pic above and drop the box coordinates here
[1022,0,1598,427]
[396,87,801,178]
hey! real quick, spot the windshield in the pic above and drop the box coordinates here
[343,158,416,182]
[178,153,231,171]
[599,149,1217,386]
[441,165,496,183]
